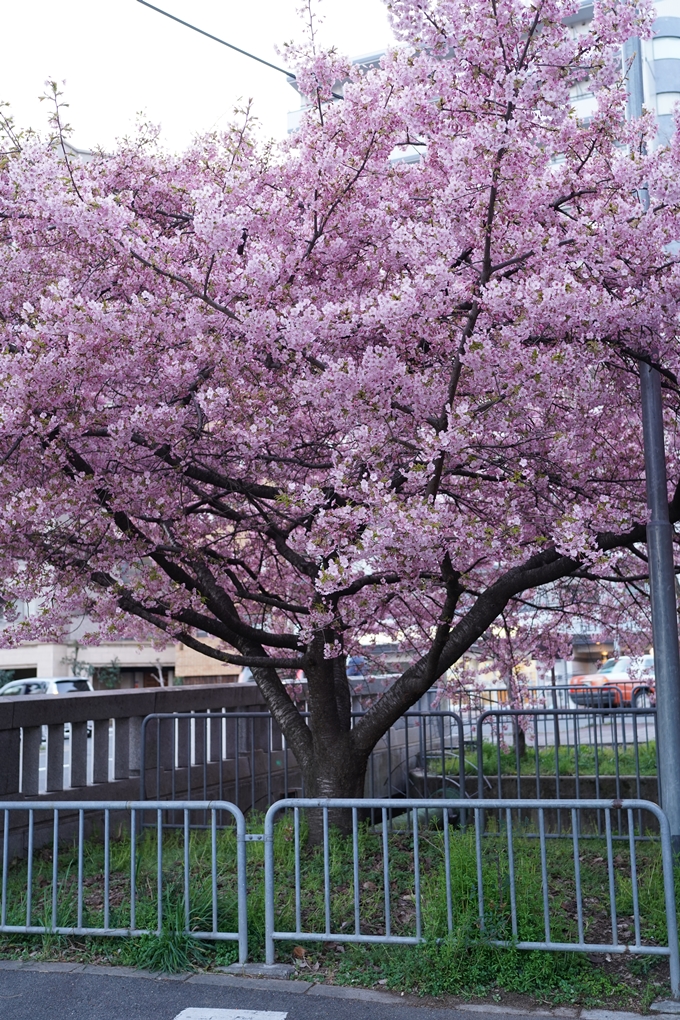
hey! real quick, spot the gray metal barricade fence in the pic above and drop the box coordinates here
[446,684,631,744]
[263,796,680,999]
[139,710,467,820]
[475,707,658,834]
[0,800,248,961]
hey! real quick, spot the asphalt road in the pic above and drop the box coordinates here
[0,967,532,1020]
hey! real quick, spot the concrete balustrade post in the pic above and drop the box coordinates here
[46,723,65,792]
[128,716,143,777]
[159,717,175,772]
[194,714,206,766]
[176,715,191,770]
[21,726,42,795]
[0,729,21,795]
[209,711,225,762]
[70,721,88,788]
[114,717,130,781]
[93,718,110,784]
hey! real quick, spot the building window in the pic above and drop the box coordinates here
[657,91,680,114]
[569,87,598,120]
[653,36,680,61]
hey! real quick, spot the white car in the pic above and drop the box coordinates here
[0,676,94,696]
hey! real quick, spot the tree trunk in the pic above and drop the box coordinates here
[301,731,370,844]
[513,718,527,759]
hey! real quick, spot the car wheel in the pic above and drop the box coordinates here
[633,688,653,709]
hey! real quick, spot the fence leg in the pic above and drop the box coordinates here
[264,809,276,965]
[237,814,249,964]
[659,811,680,1000]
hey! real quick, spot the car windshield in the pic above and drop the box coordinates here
[1,685,23,695]
[599,659,617,672]
[55,679,90,693]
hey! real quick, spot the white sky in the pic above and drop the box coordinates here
[0,0,394,153]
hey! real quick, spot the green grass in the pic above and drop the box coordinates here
[434,740,659,778]
[0,814,673,1009]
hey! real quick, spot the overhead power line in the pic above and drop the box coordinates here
[136,0,296,79]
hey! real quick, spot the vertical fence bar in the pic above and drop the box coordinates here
[571,809,584,944]
[538,808,550,943]
[130,808,137,931]
[211,809,218,935]
[658,807,680,998]
[323,807,331,937]
[382,807,391,938]
[475,806,485,931]
[157,808,163,935]
[443,808,453,933]
[104,809,110,931]
[184,808,191,932]
[505,807,517,940]
[605,810,617,947]
[627,809,641,948]
[250,718,256,812]
[352,807,360,936]
[412,807,422,941]
[77,809,84,929]
[264,806,276,965]
[26,810,34,928]
[236,807,248,964]
[294,807,301,935]
[51,810,59,931]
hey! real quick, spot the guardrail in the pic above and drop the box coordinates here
[139,709,467,818]
[475,707,659,834]
[263,796,680,1000]
[0,795,677,997]
[0,799,248,960]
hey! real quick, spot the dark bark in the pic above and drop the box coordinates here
[68,462,680,817]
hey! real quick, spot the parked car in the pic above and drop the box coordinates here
[0,677,94,696]
[569,655,654,708]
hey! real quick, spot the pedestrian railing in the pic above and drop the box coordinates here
[0,800,248,961]
[139,709,467,819]
[475,707,659,834]
[263,797,679,999]
[0,796,677,998]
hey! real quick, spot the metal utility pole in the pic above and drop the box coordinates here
[625,34,680,851]
[640,364,680,852]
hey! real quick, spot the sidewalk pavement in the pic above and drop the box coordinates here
[1,960,679,1020]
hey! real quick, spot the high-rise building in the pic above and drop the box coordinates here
[287,3,680,145]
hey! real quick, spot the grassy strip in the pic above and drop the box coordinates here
[435,740,660,777]
[0,814,673,1010]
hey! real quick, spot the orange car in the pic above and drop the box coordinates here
[569,655,655,708]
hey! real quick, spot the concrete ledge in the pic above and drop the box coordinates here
[582,1012,655,1020]
[306,983,407,1003]
[186,973,310,993]
[221,963,295,979]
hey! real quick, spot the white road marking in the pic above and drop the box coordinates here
[173,1011,288,1020]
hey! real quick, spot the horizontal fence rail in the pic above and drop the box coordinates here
[0,800,248,961]
[263,797,679,999]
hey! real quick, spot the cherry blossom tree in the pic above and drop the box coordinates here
[0,0,679,804]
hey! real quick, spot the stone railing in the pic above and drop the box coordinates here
[0,682,275,804]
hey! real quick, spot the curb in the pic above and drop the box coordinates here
[0,959,678,1017]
